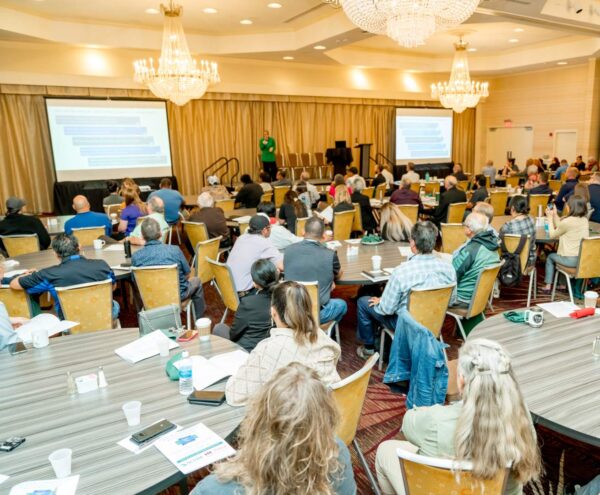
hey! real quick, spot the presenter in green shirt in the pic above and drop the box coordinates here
[259,130,277,181]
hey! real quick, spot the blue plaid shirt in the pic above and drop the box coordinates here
[131,240,190,296]
[375,254,457,316]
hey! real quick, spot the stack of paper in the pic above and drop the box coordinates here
[173,349,248,391]
[115,330,179,364]
[398,246,412,257]
[9,475,79,495]
[16,314,78,343]
[233,215,252,224]
[318,206,333,224]
[537,301,579,318]
[104,244,125,252]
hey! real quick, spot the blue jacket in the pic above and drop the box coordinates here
[383,309,448,409]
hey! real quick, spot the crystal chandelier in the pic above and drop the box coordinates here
[431,40,488,113]
[133,1,220,106]
[341,0,479,48]
[322,0,342,7]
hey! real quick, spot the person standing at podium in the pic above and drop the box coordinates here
[260,130,277,181]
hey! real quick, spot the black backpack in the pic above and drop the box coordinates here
[499,234,527,287]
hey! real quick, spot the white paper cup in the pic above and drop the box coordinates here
[32,327,49,348]
[93,239,105,250]
[157,338,170,357]
[371,255,382,271]
[122,401,141,426]
[49,448,72,478]
[584,291,599,309]
[196,318,212,342]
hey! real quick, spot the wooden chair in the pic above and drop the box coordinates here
[287,152,300,168]
[298,280,340,347]
[502,235,536,307]
[132,265,193,328]
[331,353,381,495]
[56,280,115,334]
[440,223,466,254]
[489,190,508,216]
[326,193,334,205]
[193,237,221,284]
[260,191,273,204]
[295,216,309,237]
[351,203,363,234]
[506,175,520,188]
[275,153,284,170]
[549,179,561,193]
[485,175,491,188]
[71,227,105,247]
[457,180,469,192]
[398,205,419,224]
[410,182,421,194]
[104,204,121,219]
[333,210,354,241]
[182,221,209,252]
[375,183,386,201]
[446,202,467,223]
[273,186,291,208]
[0,234,40,257]
[529,194,551,217]
[215,199,235,213]
[362,186,374,199]
[300,152,311,167]
[447,262,503,340]
[206,258,240,323]
[378,285,455,370]
[397,448,508,495]
[0,285,34,318]
[552,237,600,304]
[424,182,440,195]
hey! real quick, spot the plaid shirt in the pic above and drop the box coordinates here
[375,254,457,316]
[499,215,536,266]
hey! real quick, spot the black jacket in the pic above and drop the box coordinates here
[433,187,467,225]
[229,290,273,352]
[235,183,264,208]
[0,213,51,253]
[350,191,377,232]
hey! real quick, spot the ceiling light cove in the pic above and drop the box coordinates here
[283,56,295,60]
[145,8,160,14]
[203,7,218,14]
[514,28,525,32]
[557,61,568,65]
[313,45,327,50]
[267,3,282,8]
[467,47,477,52]
[240,19,253,25]
[508,38,520,43]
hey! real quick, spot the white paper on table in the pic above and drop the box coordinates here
[2,260,19,268]
[103,244,125,251]
[16,314,78,343]
[326,241,342,250]
[3,269,27,279]
[0,475,8,485]
[118,422,183,455]
[114,330,179,364]
[318,206,333,224]
[110,265,132,272]
[175,350,247,391]
[536,301,579,318]
[154,423,236,474]
[398,246,412,257]
[233,215,252,224]
[370,199,382,207]
[9,475,79,495]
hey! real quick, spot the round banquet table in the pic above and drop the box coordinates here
[469,308,600,447]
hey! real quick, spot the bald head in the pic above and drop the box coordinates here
[445,175,457,189]
[300,171,310,181]
[72,195,90,213]
[147,195,164,214]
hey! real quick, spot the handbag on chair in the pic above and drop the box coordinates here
[138,304,182,338]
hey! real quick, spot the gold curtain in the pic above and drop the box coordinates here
[452,107,476,173]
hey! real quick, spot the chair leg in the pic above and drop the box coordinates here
[533,268,537,300]
[378,328,386,371]
[334,322,341,356]
[452,314,467,341]
[565,274,574,304]
[527,271,533,308]
[353,438,382,495]
[220,307,228,324]
[551,270,559,301]
[168,226,173,245]
[176,224,182,244]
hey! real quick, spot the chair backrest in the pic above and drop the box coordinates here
[362,186,374,199]
[132,265,181,310]
[275,153,284,169]
[424,182,440,194]
[447,202,467,224]
[576,236,600,279]
[502,234,531,272]
[273,186,291,208]
[71,227,105,247]
[407,285,455,338]
[0,234,40,257]
[287,153,300,167]
[549,179,561,192]
[238,219,250,235]
[183,221,209,249]
[466,263,503,318]
[375,183,386,200]
[331,353,379,446]
[457,180,469,192]
[506,176,520,188]
[397,449,508,495]
[298,280,320,324]
[56,280,113,334]
[206,258,240,313]
[410,182,421,194]
[529,194,551,217]
[333,210,354,240]
[215,199,235,212]
[314,151,325,167]
[352,203,363,232]
[0,286,33,318]
[104,204,121,218]
[489,191,508,216]
[300,152,311,167]
[441,223,466,254]
[295,216,310,237]
[398,204,419,224]
[485,175,491,188]
[194,237,221,284]
[326,193,334,205]
[260,191,273,204]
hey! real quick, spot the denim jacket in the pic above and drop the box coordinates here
[383,309,448,409]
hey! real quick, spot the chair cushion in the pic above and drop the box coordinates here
[447,306,468,318]
[556,263,576,276]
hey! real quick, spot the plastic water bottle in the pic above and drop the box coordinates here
[544,219,549,237]
[178,351,193,396]
[425,172,430,182]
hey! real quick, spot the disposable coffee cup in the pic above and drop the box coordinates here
[93,239,106,250]
[371,255,382,271]
[157,338,170,357]
[584,291,599,309]
[524,307,544,328]
[48,448,72,478]
[196,318,212,342]
[122,401,141,426]
[32,327,49,348]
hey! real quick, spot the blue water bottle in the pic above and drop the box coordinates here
[178,351,193,396]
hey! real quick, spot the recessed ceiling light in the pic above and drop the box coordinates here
[267,2,282,8]
[557,61,568,65]
[508,38,520,43]
[467,47,477,52]
[203,7,218,14]
[145,7,159,14]
[313,45,326,50]
[283,56,294,60]
[240,19,253,24]
[514,28,525,32]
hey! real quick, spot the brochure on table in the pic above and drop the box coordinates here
[115,330,179,364]
[172,349,248,391]
[16,314,78,343]
[9,475,79,495]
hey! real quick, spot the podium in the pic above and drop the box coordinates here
[354,143,372,178]
[325,147,353,177]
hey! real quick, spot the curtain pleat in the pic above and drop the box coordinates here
[452,108,476,173]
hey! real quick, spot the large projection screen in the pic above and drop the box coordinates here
[395,108,453,164]
[46,98,173,182]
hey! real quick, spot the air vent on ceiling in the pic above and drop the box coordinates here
[284,4,327,23]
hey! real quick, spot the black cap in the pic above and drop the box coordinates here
[249,215,270,232]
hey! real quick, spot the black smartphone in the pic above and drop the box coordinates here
[187,390,226,406]
[131,419,176,445]
[8,342,27,355]
[0,436,26,452]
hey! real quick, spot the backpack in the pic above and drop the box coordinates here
[499,234,527,287]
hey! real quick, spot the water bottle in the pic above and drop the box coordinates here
[124,239,132,259]
[544,219,549,236]
[425,172,430,182]
[178,351,193,396]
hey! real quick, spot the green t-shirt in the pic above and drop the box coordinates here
[260,136,276,162]
[130,212,170,241]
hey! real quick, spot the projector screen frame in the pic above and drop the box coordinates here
[44,96,174,183]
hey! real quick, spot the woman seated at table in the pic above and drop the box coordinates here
[499,195,536,267]
[213,259,279,352]
[279,190,308,234]
[376,338,541,495]
[379,203,412,242]
[193,363,356,495]
[564,183,592,216]
[119,178,141,206]
[258,171,273,193]
[541,195,589,293]
[467,175,489,208]
[501,158,519,177]
[332,185,355,215]
[328,174,352,198]
[118,189,146,238]
[225,281,340,406]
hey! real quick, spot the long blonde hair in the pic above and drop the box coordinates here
[334,185,351,206]
[213,363,342,495]
[271,281,319,345]
[379,203,413,242]
[455,339,542,483]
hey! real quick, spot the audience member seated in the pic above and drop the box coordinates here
[132,218,205,317]
[549,157,560,172]
[529,171,552,196]
[294,181,313,212]
[332,184,355,214]
[328,174,351,198]
[380,163,394,189]
[294,171,320,205]
[0,301,25,351]
[523,164,539,190]
[284,217,347,324]
[586,157,599,174]
[500,195,536,267]
[401,162,419,183]
[258,171,273,192]
[344,165,360,184]
[103,180,124,207]
[501,158,519,176]
[225,281,341,406]
[129,196,169,246]
[64,195,112,237]
[451,212,500,306]
[349,176,377,233]
[193,363,355,495]
[554,167,579,211]
[467,175,488,208]
[355,221,456,359]
[452,163,468,181]
[541,195,589,293]
[371,164,388,192]
[201,175,231,201]
[256,202,302,250]
[279,190,308,234]
[481,160,496,186]
[587,172,600,222]
[188,192,230,247]
[554,159,569,180]
[379,203,412,242]
[0,197,51,253]
[148,178,184,225]
[431,175,467,226]
[118,189,146,238]
[390,178,422,209]
[227,215,283,295]
[574,155,586,171]
[119,177,141,200]
[235,174,264,208]
[565,183,591,213]
[272,169,292,187]
[213,259,279,352]
[376,338,541,495]
[9,233,118,320]
[472,202,497,236]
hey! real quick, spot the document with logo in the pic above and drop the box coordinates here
[154,423,236,474]
[9,475,79,495]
